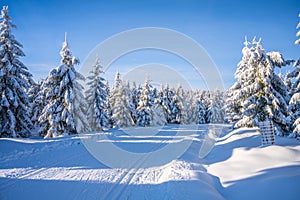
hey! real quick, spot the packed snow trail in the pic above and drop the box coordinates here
[0,124,225,200]
[1,124,299,199]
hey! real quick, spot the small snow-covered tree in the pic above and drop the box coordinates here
[110,73,135,127]
[39,35,89,138]
[85,56,109,131]
[0,6,34,138]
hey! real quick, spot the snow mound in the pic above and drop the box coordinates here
[205,128,300,200]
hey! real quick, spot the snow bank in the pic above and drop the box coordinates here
[205,128,300,200]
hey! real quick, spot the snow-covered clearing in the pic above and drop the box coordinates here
[0,124,299,200]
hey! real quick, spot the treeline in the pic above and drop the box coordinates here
[0,6,299,138]
[31,63,227,137]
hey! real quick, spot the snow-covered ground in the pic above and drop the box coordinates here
[0,124,299,200]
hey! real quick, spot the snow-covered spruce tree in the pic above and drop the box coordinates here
[131,82,139,123]
[196,100,206,124]
[198,90,211,123]
[286,15,300,137]
[159,84,171,123]
[136,78,153,126]
[207,90,225,124]
[39,35,89,138]
[126,81,137,124]
[0,6,34,138]
[37,80,51,136]
[153,97,167,126]
[110,73,135,127]
[85,56,109,131]
[185,90,197,124]
[136,78,165,127]
[233,38,290,135]
[108,72,119,127]
[175,84,188,124]
[169,87,182,124]
[105,80,114,128]
[29,80,47,129]
[113,70,122,88]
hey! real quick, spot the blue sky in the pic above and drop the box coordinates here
[1,0,300,89]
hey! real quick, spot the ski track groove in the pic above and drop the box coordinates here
[0,149,86,191]
[101,136,173,200]
[1,128,203,199]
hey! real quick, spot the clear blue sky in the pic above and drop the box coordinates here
[1,0,299,89]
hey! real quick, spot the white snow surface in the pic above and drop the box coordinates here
[0,124,299,200]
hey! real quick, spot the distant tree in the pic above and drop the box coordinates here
[207,90,225,123]
[131,82,140,123]
[113,71,122,88]
[125,81,137,124]
[136,78,166,127]
[85,56,109,131]
[39,35,89,138]
[160,84,172,123]
[169,87,181,124]
[153,97,167,126]
[199,90,211,123]
[0,6,34,138]
[136,78,153,126]
[196,100,206,124]
[185,90,197,124]
[175,84,188,124]
[29,81,46,129]
[105,80,113,128]
[110,72,135,127]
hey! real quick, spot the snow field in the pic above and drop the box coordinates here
[0,124,299,200]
